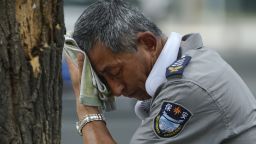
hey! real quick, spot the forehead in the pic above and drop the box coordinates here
[87,42,121,73]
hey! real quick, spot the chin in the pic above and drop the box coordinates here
[124,90,151,100]
[133,94,151,101]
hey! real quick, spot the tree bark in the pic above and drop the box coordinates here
[0,0,65,143]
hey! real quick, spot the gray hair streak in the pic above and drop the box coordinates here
[73,0,163,53]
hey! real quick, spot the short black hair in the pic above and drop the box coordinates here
[73,0,162,53]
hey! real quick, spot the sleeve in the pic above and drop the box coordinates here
[131,79,229,144]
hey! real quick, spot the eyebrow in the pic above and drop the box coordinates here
[100,64,119,75]
[99,65,114,74]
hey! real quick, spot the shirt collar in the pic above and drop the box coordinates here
[145,32,182,97]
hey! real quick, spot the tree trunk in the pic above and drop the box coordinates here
[0,0,65,143]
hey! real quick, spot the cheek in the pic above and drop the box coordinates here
[122,63,147,90]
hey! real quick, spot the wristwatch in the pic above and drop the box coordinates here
[76,113,106,136]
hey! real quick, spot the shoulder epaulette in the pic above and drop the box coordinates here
[165,55,192,79]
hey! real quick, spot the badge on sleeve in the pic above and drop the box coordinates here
[153,102,192,138]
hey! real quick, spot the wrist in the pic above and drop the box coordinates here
[76,104,101,121]
[76,113,106,136]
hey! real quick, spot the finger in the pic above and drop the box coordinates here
[77,53,85,76]
[64,53,81,97]
[64,54,77,70]
[64,54,80,82]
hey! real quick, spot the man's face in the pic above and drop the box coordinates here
[88,40,154,100]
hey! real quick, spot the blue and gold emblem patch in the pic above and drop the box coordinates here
[153,102,192,138]
[166,55,192,79]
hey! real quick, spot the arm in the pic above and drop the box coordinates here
[66,53,116,144]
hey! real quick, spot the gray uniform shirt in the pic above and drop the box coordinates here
[130,34,256,144]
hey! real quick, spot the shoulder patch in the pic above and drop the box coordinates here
[166,55,192,79]
[153,102,192,138]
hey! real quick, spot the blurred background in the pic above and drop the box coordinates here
[62,0,256,143]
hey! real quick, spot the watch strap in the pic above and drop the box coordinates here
[76,113,106,136]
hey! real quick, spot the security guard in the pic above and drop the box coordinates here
[65,0,256,143]
[131,33,256,144]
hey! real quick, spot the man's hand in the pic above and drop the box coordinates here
[63,33,116,143]
[65,53,99,120]
[65,52,116,144]
[65,52,83,97]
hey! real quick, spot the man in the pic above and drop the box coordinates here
[65,0,256,143]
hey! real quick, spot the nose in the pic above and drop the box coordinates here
[105,77,124,96]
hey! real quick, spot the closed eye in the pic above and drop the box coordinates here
[110,67,121,76]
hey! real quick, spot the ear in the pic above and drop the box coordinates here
[137,31,157,54]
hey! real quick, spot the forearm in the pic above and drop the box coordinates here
[66,53,116,143]
[81,120,116,144]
